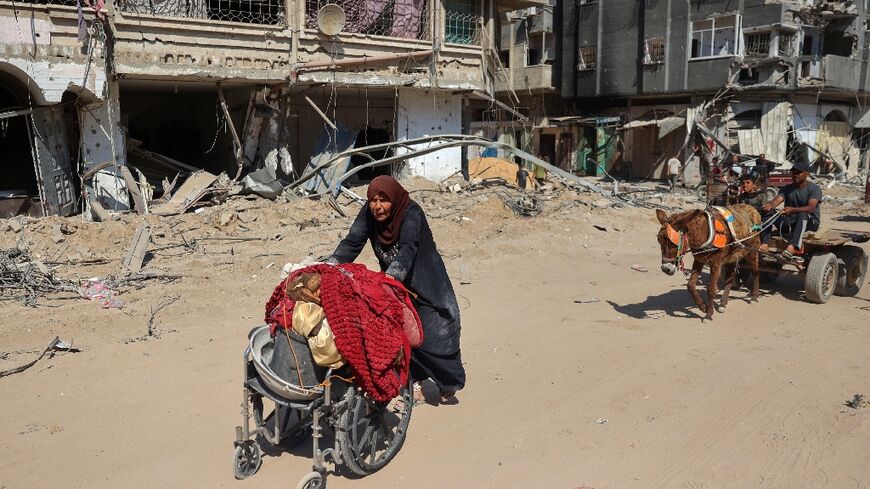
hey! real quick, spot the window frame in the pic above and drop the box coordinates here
[690,14,742,60]
[577,45,597,71]
[643,37,666,65]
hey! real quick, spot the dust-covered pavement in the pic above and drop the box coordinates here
[2,179,870,489]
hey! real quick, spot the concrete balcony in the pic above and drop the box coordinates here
[1,0,489,91]
[495,63,554,93]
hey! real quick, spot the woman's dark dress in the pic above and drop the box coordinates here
[328,201,466,393]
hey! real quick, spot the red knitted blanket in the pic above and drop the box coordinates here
[264,263,422,402]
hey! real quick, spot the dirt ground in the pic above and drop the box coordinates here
[1,178,869,489]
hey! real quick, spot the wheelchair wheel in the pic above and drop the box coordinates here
[296,471,324,489]
[339,379,413,476]
[233,440,262,479]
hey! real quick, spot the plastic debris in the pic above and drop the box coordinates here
[80,278,125,309]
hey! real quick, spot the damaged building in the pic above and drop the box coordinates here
[466,1,571,171]
[559,0,870,182]
[1,0,545,219]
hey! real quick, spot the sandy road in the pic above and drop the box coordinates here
[2,187,869,489]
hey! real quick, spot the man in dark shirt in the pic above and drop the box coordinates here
[760,159,823,260]
[754,153,772,182]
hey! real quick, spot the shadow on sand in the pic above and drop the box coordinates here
[606,274,805,320]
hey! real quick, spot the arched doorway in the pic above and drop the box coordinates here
[0,68,79,217]
[0,69,41,217]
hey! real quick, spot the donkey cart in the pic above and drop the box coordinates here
[755,229,870,303]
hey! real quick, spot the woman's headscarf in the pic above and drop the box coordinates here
[367,175,411,245]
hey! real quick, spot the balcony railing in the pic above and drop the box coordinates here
[117,0,286,25]
[304,0,432,40]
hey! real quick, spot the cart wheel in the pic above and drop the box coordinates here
[233,441,262,480]
[296,471,324,489]
[339,379,413,476]
[834,245,868,297]
[804,253,838,304]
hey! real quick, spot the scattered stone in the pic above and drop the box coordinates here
[631,264,648,273]
[218,210,237,227]
[51,224,65,244]
[592,417,608,425]
[574,297,600,304]
[9,219,23,233]
[592,199,612,209]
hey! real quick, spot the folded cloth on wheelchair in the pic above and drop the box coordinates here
[265,263,423,402]
[292,301,345,369]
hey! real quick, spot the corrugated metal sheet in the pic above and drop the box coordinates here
[737,129,765,156]
[818,121,851,172]
[761,101,790,164]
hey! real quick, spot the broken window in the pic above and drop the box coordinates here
[303,0,432,39]
[738,68,759,85]
[499,49,510,68]
[578,46,597,71]
[822,21,854,56]
[778,32,796,57]
[690,15,739,59]
[445,0,481,45]
[527,48,541,66]
[744,32,771,58]
[643,37,665,65]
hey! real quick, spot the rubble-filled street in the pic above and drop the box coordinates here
[2,178,869,489]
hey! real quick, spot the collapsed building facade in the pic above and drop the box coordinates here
[559,0,870,183]
[0,0,544,219]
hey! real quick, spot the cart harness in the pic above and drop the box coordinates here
[665,208,783,274]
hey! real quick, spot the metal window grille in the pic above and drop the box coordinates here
[444,0,481,45]
[304,0,432,40]
[118,0,286,25]
[778,32,796,57]
[744,32,770,58]
[644,37,665,64]
[578,46,596,70]
[19,0,77,6]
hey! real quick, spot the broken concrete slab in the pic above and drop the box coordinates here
[150,171,218,216]
[120,166,147,214]
[51,225,65,244]
[9,219,23,233]
[121,223,151,274]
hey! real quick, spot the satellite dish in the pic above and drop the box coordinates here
[317,4,346,36]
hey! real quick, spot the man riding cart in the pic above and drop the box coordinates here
[750,158,869,304]
[759,159,822,263]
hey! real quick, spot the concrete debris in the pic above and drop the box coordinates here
[120,224,152,275]
[631,264,649,273]
[151,171,218,216]
[8,219,23,233]
[592,199,613,209]
[51,225,66,244]
[219,210,238,227]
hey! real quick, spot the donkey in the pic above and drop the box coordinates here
[655,204,762,321]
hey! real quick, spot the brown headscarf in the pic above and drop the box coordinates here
[367,175,411,245]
